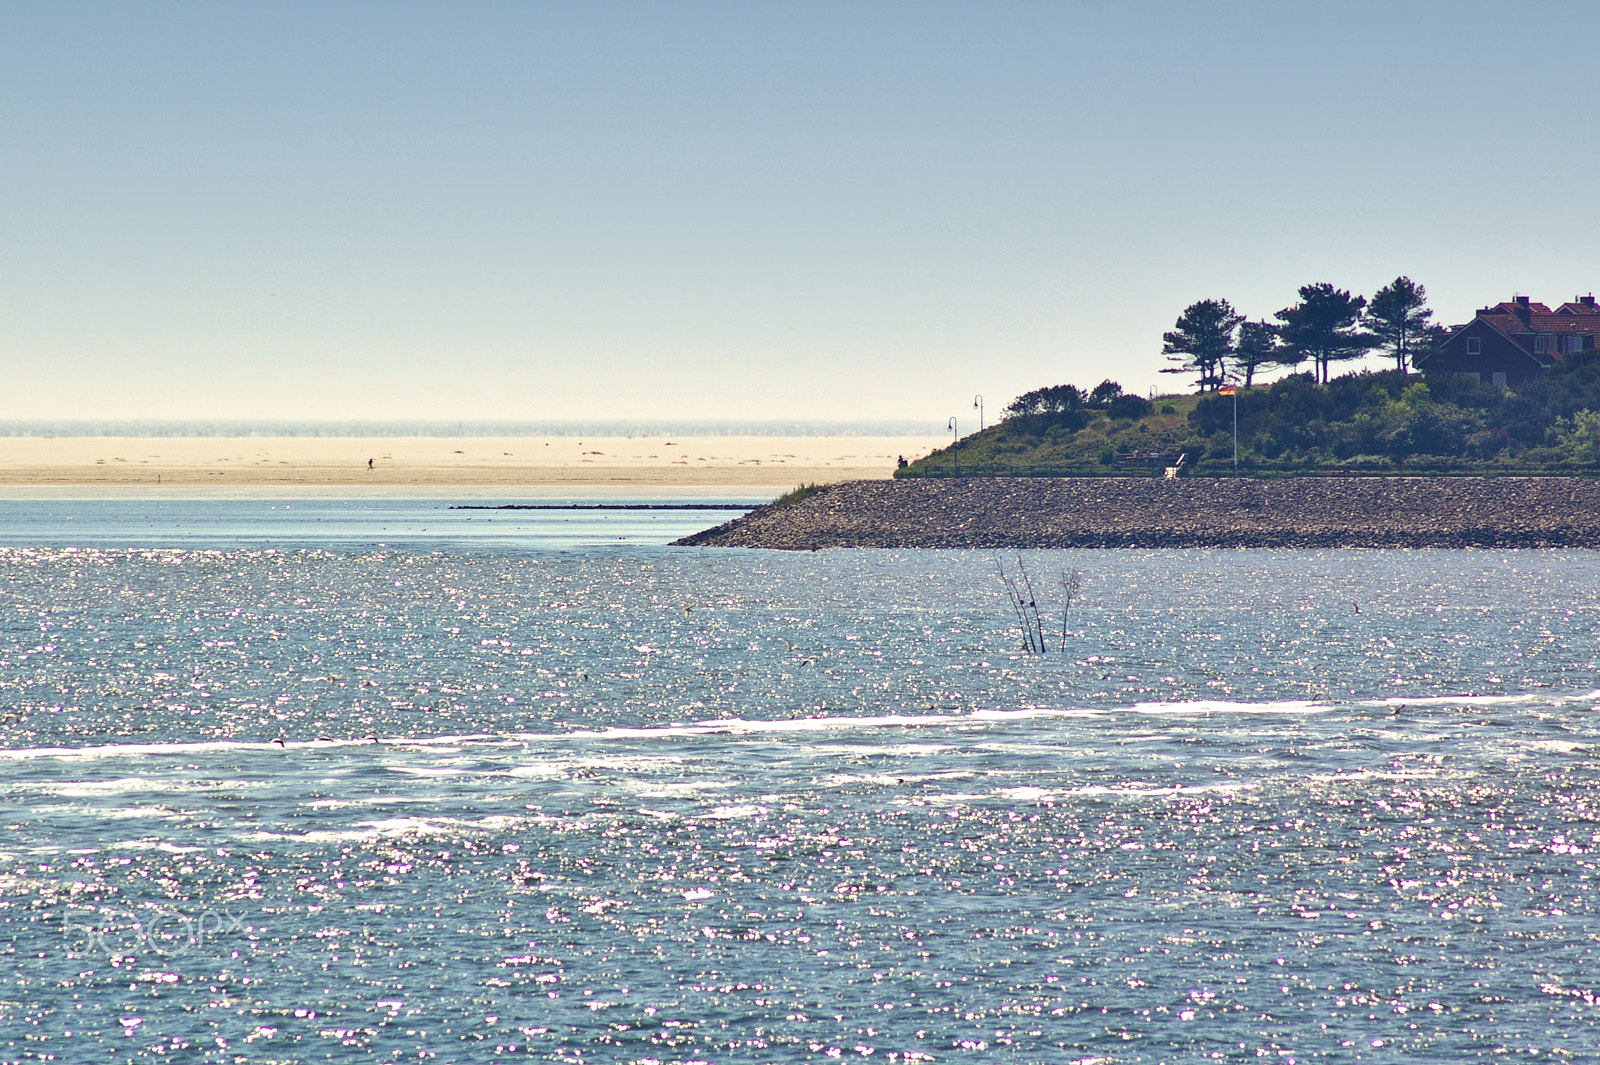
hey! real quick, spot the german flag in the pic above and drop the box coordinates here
[1218,386,1236,396]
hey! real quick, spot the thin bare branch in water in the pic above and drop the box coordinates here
[997,559,1042,653]
[996,561,1030,652]
[1016,556,1046,654]
[1060,568,1082,652]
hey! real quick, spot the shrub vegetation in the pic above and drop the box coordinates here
[899,362,1600,477]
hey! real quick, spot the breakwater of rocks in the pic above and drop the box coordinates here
[672,477,1600,549]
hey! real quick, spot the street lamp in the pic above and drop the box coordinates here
[973,395,984,432]
[948,416,960,477]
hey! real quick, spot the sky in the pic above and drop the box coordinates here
[4,1,1600,423]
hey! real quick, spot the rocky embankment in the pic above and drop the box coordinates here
[673,477,1600,549]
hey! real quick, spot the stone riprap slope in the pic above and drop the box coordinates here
[673,477,1600,550]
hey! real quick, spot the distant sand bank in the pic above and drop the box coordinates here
[0,436,947,493]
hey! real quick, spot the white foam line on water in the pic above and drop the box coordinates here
[562,711,1004,739]
[0,690,1589,762]
[1307,769,1442,784]
[1125,699,1329,716]
[553,702,1322,739]
[1050,781,1258,798]
[11,776,264,796]
[242,813,531,844]
[1362,689,1600,709]
[0,735,497,761]
[0,711,1065,758]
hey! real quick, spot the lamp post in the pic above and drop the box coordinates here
[973,395,984,432]
[948,416,959,477]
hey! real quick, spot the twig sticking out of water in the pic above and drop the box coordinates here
[996,561,1036,653]
[1016,557,1047,654]
[1060,568,1082,652]
[998,558,1047,653]
[997,564,1027,651]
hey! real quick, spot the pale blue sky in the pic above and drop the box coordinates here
[3,1,1597,421]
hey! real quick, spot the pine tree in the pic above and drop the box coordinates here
[1365,276,1434,374]
[1275,284,1377,384]
[1160,299,1242,392]
[1232,319,1280,388]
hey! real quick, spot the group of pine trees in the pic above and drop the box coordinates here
[1162,277,1441,391]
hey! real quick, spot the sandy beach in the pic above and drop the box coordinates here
[0,436,947,495]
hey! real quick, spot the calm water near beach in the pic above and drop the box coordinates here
[4,500,1600,1061]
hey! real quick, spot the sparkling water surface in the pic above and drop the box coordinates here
[3,499,1600,1062]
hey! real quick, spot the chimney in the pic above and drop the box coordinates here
[1515,295,1531,306]
[1582,294,1597,308]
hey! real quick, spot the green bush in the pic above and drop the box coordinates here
[1107,394,1154,419]
[1555,409,1600,463]
[898,358,1600,478]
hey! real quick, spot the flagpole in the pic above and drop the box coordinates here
[1219,383,1238,472]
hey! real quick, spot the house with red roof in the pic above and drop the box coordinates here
[1417,295,1600,385]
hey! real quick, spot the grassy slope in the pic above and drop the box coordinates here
[902,394,1205,476]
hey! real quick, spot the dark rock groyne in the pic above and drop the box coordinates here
[672,477,1600,550]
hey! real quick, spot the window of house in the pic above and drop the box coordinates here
[1561,335,1585,354]
[1534,335,1554,354]
[1492,372,1507,387]
[1466,336,1482,355]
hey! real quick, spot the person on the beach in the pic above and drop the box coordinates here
[367,458,374,471]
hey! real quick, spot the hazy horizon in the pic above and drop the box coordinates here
[0,418,947,439]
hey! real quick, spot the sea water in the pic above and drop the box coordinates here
[3,500,1600,1062]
